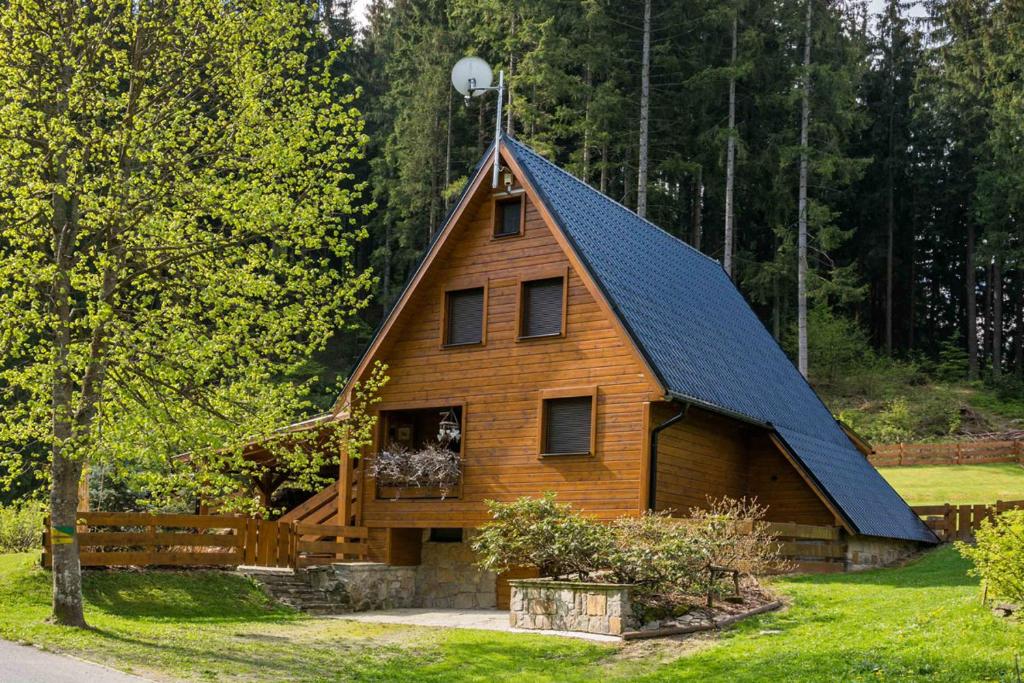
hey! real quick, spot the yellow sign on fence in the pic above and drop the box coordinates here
[50,525,75,545]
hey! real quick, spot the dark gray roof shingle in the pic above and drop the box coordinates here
[505,135,935,544]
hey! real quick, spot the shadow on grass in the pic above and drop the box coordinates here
[779,546,976,589]
[83,569,300,624]
[81,622,611,683]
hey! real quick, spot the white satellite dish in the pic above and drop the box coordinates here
[451,56,493,98]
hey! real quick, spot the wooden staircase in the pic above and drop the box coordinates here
[279,457,361,527]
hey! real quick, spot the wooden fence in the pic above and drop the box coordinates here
[766,522,846,574]
[870,440,1022,467]
[734,521,847,573]
[911,499,1024,542]
[42,512,367,570]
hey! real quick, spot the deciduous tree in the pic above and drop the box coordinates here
[0,0,373,626]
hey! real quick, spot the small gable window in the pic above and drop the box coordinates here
[519,277,564,339]
[540,392,596,456]
[493,195,524,238]
[444,287,484,346]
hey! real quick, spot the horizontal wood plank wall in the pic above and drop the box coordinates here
[354,170,660,555]
[651,404,748,513]
[650,404,833,526]
[747,432,834,526]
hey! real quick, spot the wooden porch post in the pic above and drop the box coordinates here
[339,446,354,528]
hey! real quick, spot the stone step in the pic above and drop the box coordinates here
[254,580,312,589]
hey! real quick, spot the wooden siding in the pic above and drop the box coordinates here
[747,433,835,526]
[651,404,834,526]
[351,161,661,559]
[651,405,749,513]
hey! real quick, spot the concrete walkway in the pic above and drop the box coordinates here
[0,640,153,683]
[329,608,621,643]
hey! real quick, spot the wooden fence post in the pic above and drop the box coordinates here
[955,442,962,465]
[898,442,904,466]
[244,518,257,565]
[942,504,955,542]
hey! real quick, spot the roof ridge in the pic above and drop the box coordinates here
[503,136,722,267]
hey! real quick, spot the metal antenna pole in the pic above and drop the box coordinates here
[493,70,504,188]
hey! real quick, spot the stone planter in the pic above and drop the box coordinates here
[510,577,785,640]
[509,579,637,636]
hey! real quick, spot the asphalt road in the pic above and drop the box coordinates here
[0,640,152,683]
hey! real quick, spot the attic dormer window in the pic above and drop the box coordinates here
[493,195,524,238]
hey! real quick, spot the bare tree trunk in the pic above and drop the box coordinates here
[966,221,979,380]
[600,143,608,194]
[637,0,651,218]
[884,8,896,357]
[797,0,812,379]
[583,63,592,182]
[623,156,634,207]
[49,182,87,628]
[507,13,515,137]
[723,11,738,277]
[885,137,895,356]
[1015,269,1023,379]
[993,257,1003,379]
[478,99,488,152]
[382,222,392,304]
[984,260,993,374]
[690,166,703,250]
[772,270,781,340]
[908,185,917,352]
[443,88,452,211]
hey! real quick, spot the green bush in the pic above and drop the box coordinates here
[875,397,915,443]
[786,306,925,401]
[606,512,701,619]
[686,498,784,607]
[957,509,1024,604]
[471,493,611,580]
[0,501,45,553]
[933,335,970,383]
[606,511,698,586]
[473,493,781,615]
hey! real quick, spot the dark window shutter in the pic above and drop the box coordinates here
[544,396,593,455]
[521,277,564,337]
[446,288,484,345]
[496,199,521,236]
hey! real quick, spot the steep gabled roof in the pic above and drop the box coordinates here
[503,136,935,544]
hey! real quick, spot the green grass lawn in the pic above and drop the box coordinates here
[879,463,1024,506]
[0,548,1021,682]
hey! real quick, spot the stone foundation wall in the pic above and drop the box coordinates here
[845,536,920,571]
[415,532,497,609]
[306,562,417,611]
[509,579,636,636]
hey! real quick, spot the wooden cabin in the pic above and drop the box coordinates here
[280,136,934,608]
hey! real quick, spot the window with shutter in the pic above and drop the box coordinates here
[493,196,523,237]
[520,277,564,338]
[542,396,594,455]
[444,287,484,346]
